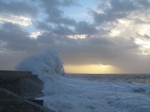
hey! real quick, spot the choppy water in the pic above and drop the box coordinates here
[71,74,150,84]
[17,51,150,112]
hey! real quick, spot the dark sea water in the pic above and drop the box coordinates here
[70,74,150,84]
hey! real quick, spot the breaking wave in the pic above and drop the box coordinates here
[17,50,150,112]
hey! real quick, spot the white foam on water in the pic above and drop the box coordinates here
[17,50,150,112]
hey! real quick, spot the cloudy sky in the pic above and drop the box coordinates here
[0,0,150,74]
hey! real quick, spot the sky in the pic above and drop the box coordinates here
[0,0,150,74]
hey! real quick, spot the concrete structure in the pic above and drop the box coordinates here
[0,88,55,112]
[0,70,43,98]
[0,70,56,112]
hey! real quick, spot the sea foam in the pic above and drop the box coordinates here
[17,50,150,112]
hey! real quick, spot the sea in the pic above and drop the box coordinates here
[70,74,150,84]
[17,51,150,112]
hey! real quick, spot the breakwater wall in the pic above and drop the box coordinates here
[0,70,56,112]
[0,70,43,98]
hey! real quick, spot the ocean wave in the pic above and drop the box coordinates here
[17,50,150,112]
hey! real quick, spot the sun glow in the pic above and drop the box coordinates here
[64,64,121,74]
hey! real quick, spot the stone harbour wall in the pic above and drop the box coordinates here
[0,88,55,112]
[0,70,44,98]
[0,70,56,112]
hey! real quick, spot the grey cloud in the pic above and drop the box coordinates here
[87,37,114,46]
[134,19,150,24]
[39,0,77,8]
[137,0,150,8]
[0,23,139,72]
[39,0,76,25]
[45,8,76,25]
[62,0,78,7]
[37,31,78,46]
[0,22,149,73]
[75,21,98,35]
[34,21,74,38]
[91,0,148,24]
[47,15,76,26]
[34,21,52,31]
[0,22,37,51]
[61,37,138,63]
[53,25,74,35]
[0,22,142,73]
[46,8,63,18]
[37,32,56,45]
[0,0,38,17]
[137,34,150,40]
[40,0,60,8]
[90,9,125,24]
[143,35,150,40]
[110,0,136,12]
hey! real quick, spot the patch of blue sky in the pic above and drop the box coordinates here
[61,0,97,23]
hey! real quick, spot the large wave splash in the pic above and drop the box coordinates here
[16,50,67,81]
[17,50,150,112]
